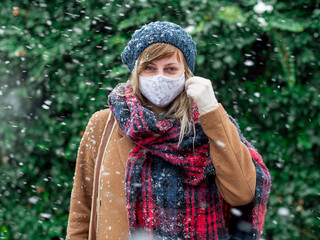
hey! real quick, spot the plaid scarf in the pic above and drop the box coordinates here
[108,84,271,240]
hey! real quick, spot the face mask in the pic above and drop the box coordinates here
[138,72,185,107]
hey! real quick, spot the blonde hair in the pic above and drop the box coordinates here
[129,42,195,145]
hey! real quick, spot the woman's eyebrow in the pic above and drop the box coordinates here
[165,62,180,66]
[147,62,180,66]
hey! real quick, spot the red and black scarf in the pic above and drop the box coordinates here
[108,84,271,239]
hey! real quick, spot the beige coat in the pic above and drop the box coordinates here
[66,104,256,240]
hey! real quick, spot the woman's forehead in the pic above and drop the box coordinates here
[148,53,182,66]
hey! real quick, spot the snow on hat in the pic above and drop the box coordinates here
[121,21,197,73]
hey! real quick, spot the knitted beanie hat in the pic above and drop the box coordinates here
[121,21,197,73]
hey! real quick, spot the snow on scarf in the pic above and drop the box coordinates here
[108,84,271,240]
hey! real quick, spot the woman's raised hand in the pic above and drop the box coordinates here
[185,76,219,115]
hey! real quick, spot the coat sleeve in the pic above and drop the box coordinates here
[66,110,110,239]
[199,104,256,206]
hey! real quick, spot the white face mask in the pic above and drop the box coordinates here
[139,72,185,107]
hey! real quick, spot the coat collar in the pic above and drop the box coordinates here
[115,124,134,169]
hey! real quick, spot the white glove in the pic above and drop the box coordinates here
[185,76,219,115]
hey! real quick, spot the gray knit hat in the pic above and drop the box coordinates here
[121,21,197,73]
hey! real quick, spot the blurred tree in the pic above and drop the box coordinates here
[0,0,319,239]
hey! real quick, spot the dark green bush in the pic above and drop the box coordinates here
[1,0,319,239]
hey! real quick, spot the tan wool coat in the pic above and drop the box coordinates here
[66,104,256,240]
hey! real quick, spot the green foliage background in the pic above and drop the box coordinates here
[1,0,319,239]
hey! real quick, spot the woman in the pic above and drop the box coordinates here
[67,21,271,240]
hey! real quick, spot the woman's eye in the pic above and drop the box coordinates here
[167,67,177,71]
[145,66,154,71]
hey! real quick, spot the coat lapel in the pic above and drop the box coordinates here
[115,125,134,169]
